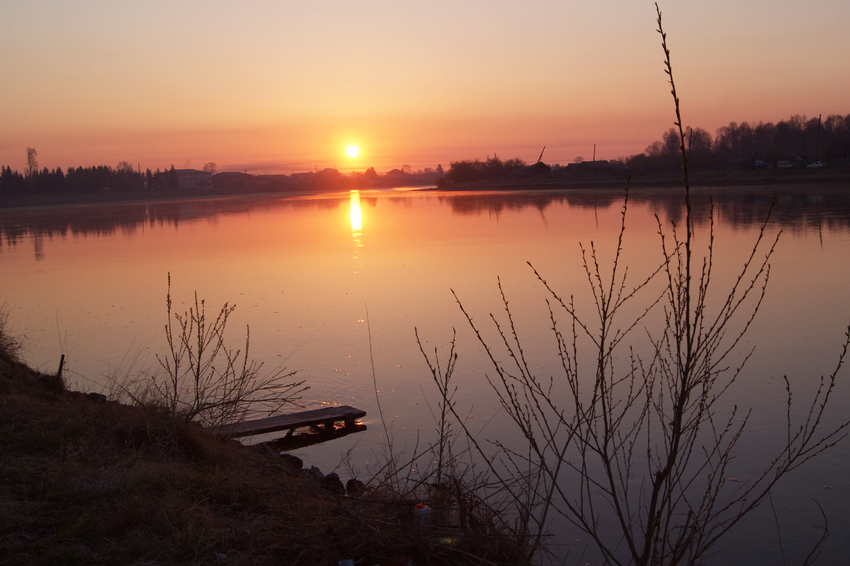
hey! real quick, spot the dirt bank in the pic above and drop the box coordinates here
[0,357,523,565]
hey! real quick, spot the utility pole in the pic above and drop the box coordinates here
[815,114,822,160]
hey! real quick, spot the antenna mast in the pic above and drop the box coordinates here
[536,146,546,164]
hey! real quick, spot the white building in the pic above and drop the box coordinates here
[175,169,212,189]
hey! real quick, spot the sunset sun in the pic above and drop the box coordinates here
[346,145,359,158]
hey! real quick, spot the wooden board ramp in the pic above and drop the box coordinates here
[215,405,366,439]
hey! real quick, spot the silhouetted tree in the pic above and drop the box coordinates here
[26,148,38,179]
[635,112,850,169]
[440,156,528,186]
[687,127,713,169]
[444,160,482,184]
[0,166,26,195]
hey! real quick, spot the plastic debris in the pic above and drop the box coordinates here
[415,503,432,528]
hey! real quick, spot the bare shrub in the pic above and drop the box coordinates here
[136,274,307,430]
[349,328,538,565]
[0,300,25,363]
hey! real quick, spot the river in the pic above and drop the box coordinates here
[2,185,850,564]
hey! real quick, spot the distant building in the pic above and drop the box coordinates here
[512,161,552,178]
[289,172,314,184]
[385,168,406,180]
[213,171,253,188]
[825,141,850,167]
[565,160,614,172]
[315,168,342,180]
[175,169,212,189]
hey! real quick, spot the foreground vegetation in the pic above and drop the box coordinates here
[419,6,850,566]
[0,295,532,566]
[2,366,409,566]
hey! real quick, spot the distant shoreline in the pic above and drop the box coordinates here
[431,168,850,192]
[2,169,848,210]
[0,185,339,211]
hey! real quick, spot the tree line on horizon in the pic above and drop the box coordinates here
[3,113,849,197]
[0,157,183,196]
[0,150,444,197]
[434,113,850,186]
[437,155,529,186]
[628,113,850,170]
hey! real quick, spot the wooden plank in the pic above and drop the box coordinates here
[215,405,366,438]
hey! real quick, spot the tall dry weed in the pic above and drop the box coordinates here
[0,300,25,363]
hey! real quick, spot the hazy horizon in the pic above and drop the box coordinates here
[3,1,848,175]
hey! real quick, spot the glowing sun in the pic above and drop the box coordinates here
[346,145,359,158]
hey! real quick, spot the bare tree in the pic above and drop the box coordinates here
[202,162,218,175]
[26,147,38,178]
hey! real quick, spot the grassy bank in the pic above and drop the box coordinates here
[0,363,352,565]
[0,358,523,566]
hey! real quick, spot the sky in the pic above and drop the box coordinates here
[2,0,848,175]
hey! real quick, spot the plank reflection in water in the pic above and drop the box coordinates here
[261,423,368,451]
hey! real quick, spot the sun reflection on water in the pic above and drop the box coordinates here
[350,189,363,270]
[350,190,362,245]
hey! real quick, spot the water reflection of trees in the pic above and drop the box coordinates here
[441,188,850,232]
[439,191,622,215]
[3,189,850,259]
[0,195,349,259]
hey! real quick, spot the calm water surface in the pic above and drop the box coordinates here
[3,186,850,564]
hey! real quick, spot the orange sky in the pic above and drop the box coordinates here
[2,1,848,175]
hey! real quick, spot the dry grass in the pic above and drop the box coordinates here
[1,355,526,566]
[0,301,25,365]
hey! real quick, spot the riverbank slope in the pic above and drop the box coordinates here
[0,354,520,565]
